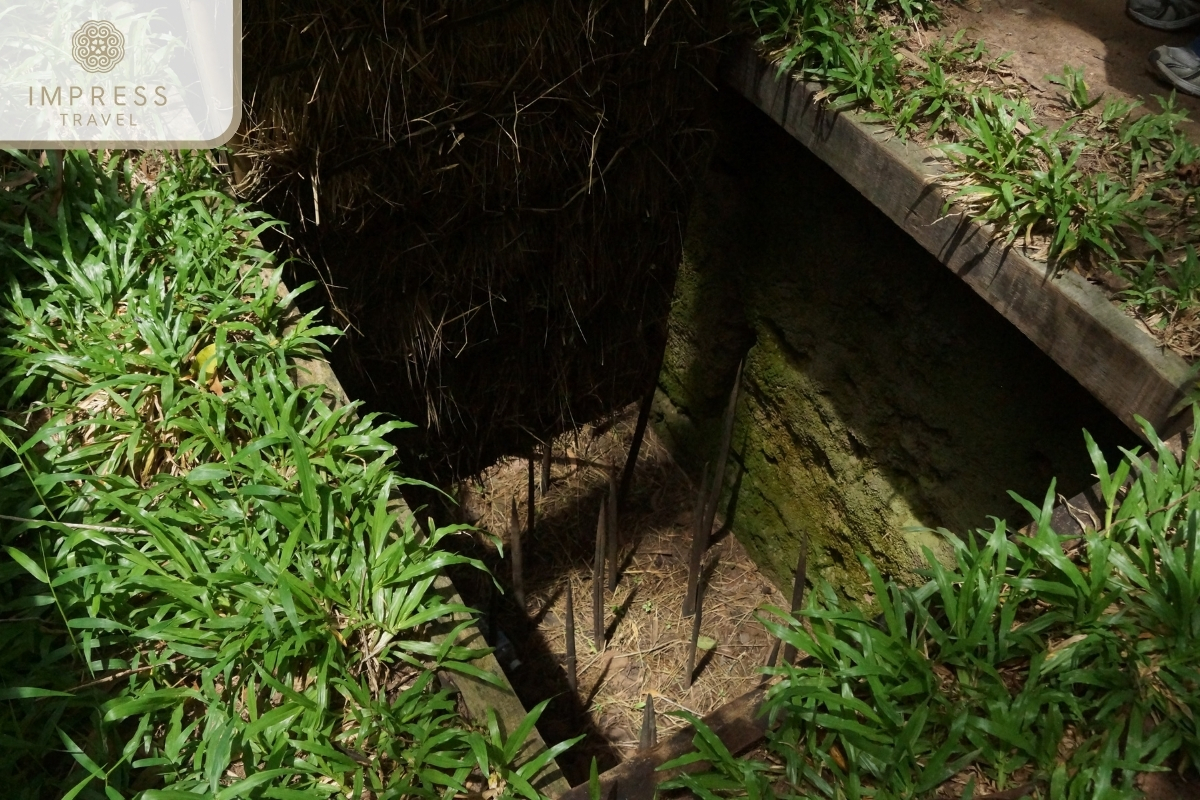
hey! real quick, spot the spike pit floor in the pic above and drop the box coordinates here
[441,401,788,781]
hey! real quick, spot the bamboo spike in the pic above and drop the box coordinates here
[565,581,577,692]
[685,573,704,688]
[510,496,525,609]
[763,638,780,673]
[593,502,607,651]
[527,456,536,540]
[618,384,655,509]
[699,358,744,553]
[606,470,619,592]
[639,693,657,751]
[780,535,809,667]
[488,576,499,643]
[682,462,710,617]
[540,443,552,495]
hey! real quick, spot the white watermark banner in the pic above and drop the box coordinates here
[0,1,240,147]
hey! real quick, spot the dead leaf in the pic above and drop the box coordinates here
[1177,162,1200,187]
[1046,633,1088,660]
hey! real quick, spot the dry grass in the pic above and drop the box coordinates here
[457,401,787,762]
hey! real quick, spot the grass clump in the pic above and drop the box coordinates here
[939,86,1197,272]
[743,0,941,112]
[659,413,1200,799]
[0,150,570,799]
[737,0,1200,352]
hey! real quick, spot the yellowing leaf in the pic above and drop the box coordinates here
[696,635,717,651]
[193,343,218,386]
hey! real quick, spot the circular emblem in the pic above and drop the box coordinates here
[71,20,125,74]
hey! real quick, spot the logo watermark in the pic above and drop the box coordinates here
[0,1,241,148]
[72,21,125,74]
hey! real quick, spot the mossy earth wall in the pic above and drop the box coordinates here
[654,90,1138,597]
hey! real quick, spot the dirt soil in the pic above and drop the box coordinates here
[943,0,1200,131]
[446,402,788,780]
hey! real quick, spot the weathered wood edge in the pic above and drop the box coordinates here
[722,41,1193,442]
[558,685,771,800]
[279,283,570,797]
[1027,429,1189,540]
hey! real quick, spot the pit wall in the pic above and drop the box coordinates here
[653,90,1137,597]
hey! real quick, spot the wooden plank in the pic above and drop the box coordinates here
[1023,431,1185,540]
[722,42,1193,442]
[424,569,572,797]
[1032,480,1106,540]
[558,685,770,800]
[281,279,570,798]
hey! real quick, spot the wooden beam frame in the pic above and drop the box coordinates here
[722,41,1193,441]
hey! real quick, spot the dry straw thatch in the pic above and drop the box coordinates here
[238,0,727,478]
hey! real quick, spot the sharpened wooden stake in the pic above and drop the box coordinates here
[683,462,710,618]
[593,503,607,651]
[527,456,536,540]
[684,361,743,619]
[540,444,552,496]
[685,573,704,688]
[607,470,619,592]
[780,535,809,667]
[618,384,655,509]
[565,581,577,692]
[488,577,499,641]
[510,496,525,609]
[639,694,657,751]
[699,358,743,551]
[763,639,780,673]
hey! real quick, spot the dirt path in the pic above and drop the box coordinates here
[945,0,1200,132]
